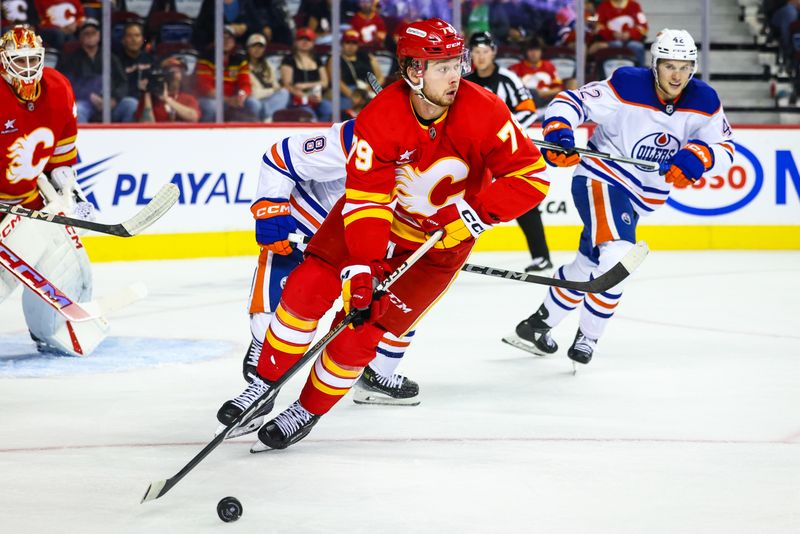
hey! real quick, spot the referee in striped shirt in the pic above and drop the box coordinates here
[464,32,552,272]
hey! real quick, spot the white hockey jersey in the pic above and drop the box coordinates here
[256,120,354,236]
[545,66,735,215]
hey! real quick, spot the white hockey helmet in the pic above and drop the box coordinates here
[650,28,697,77]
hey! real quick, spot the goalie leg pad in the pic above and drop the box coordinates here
[21,220,107,356]
[0,214,50,302]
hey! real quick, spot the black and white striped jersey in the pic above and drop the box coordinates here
[464,65,539,128]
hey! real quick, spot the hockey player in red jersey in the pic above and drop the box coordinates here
[0,26,108,356]
[216,18,551,451]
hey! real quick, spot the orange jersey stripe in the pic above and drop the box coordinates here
[270,143,288,171]
[590,180,615,244]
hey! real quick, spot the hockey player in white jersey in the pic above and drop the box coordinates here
[217,120,420,434]
[505,29,734,364]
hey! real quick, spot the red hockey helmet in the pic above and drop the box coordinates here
[396,18,465,64]
[0,26,45,102]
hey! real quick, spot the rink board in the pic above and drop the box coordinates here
[72,124,800,261]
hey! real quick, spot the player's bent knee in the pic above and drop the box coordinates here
[280,255,341,319]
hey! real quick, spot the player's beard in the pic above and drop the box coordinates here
[423,81,459,107]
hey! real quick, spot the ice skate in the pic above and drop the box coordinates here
[251,400,320,452]
[215,376,275,439]
[524,257,553,273]
[352,365,420,406]
[567,329,597,365]
[242,338,262,383]
[502,304,558,356]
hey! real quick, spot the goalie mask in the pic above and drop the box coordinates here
[1,26,46,102]
[396,18,469,100]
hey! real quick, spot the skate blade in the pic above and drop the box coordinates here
[213,415,266,440]
[501,334,554,357]
[250,439,275,454]
[352,395,420,406]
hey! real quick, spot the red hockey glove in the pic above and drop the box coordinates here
[251,198,297,255]
[659,139,714,188]
[341,261,391,327]
[542,117,581,167]
[420,199,493,248]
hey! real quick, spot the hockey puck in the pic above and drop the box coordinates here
[217,496,243,522]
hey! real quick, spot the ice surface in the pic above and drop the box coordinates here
[1,251,798,533]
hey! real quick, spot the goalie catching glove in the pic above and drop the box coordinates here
[420,198,494,248]
[340,261,391,327]
[659,139,714,187]
[43,167,96,221]
[251,198,297,255]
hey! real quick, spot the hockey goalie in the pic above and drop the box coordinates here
[0,25,108,356]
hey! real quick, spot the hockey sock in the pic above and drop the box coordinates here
[369,330,414,377]
[578,240,632,340]
[299,348,365,414]
[257,303,318,381]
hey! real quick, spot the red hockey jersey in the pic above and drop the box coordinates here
[596,0,648,42]
[34,0,84,30]
[341,79,550,262]
[0,68,78,208]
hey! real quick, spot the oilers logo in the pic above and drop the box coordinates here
[631,132,680,172]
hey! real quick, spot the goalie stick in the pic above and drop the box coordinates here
[287,234,650,294]
[365,73,660,173]
[140,230,444,504]
[0,183,179,237]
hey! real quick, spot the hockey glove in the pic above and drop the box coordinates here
[542,117,581,167]
[419,198,493,248]
[659,139,714,187]
[341,261,391,327]
[251,198,297,255]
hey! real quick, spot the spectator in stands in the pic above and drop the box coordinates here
[771,0,800,67]
[2,0,39,32]
[193,0,258,50]
[56,18,137,122]
[251,0,294,46]
[503,0,558,45]
[341,87,370,120]
[464,0,509,43]
[349,0,386,45]
[594,0,648,66]
[245,32,290,122]
[280,27,331,122]
[195,25,260,122]
[117,21,152,101]
[136,56,200,122]
[509,36,564,108]
[327,29,384,110]
[35,0,84,49]
[297,0,332,40]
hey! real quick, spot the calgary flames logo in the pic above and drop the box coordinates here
[6,127,54,184]
[395,157,469,216]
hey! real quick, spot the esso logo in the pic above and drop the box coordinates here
[631,132,681,172]
[667,142,763,216]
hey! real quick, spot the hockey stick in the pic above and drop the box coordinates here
[140,230,444,503]
[288,234,650,294]
[532,140,660,171]
[0,241,99,322]
[0,183,179,237]
[463,240,649,293]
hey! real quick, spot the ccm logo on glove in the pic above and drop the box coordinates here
[252,201,291,218]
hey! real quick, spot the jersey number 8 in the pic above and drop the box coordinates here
[303,136,326,154]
